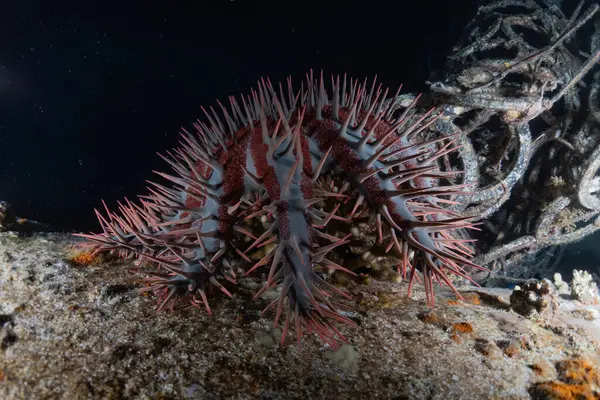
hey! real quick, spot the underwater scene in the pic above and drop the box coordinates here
[2,1,600,399]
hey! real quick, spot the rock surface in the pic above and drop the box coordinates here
[1,232,599,399]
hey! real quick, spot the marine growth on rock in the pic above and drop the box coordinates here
[79,71,484,347]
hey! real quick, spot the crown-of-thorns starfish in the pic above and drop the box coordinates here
[77,70,484,348]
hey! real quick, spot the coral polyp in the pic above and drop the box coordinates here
[79,71,483,347]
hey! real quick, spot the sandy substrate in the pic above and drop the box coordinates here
[1,232,599,399]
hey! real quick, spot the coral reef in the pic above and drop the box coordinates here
[509,279,559,318]
[531,357,600,399]
[3,1,600,397]
[571,269,600,305]
[2,232,600,399]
